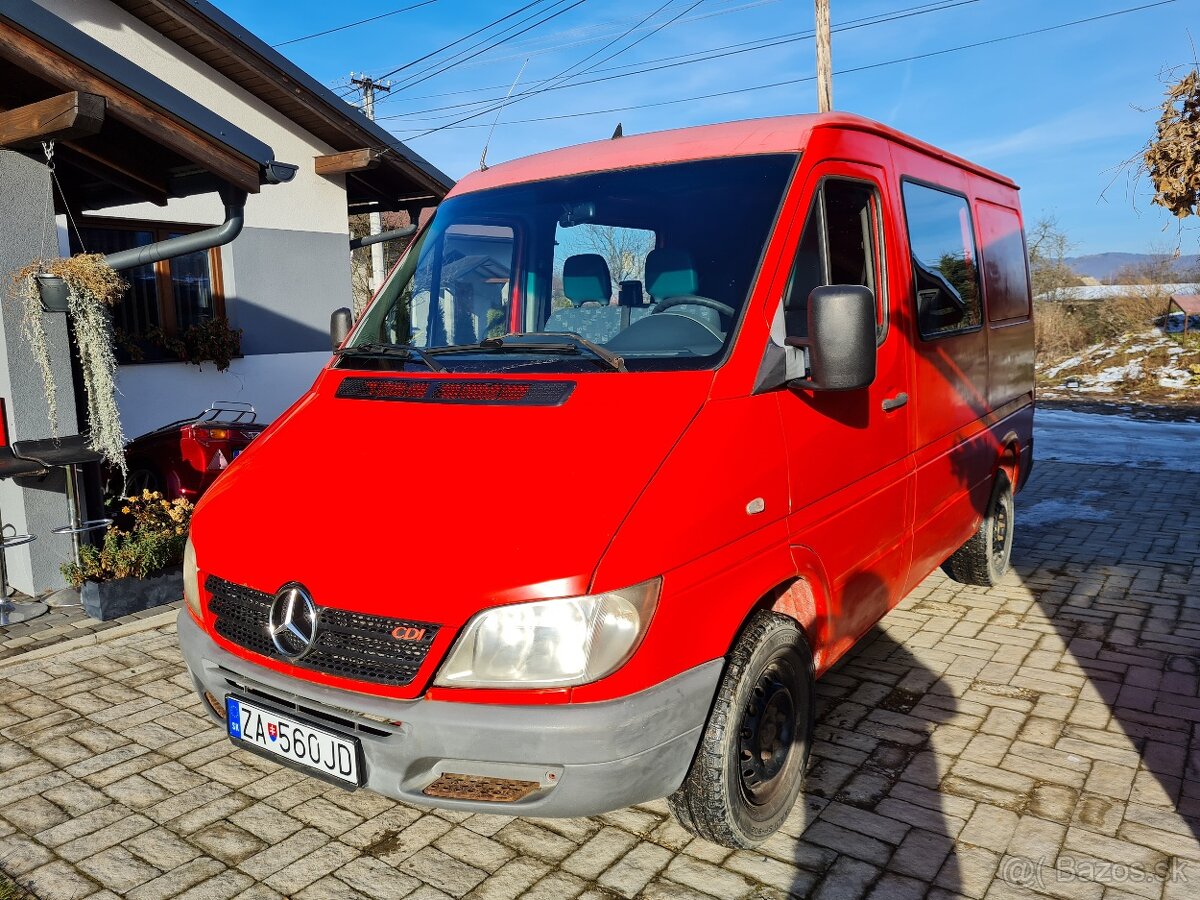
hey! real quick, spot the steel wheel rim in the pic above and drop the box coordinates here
[992,498,1010,560]
[738,659,800,807]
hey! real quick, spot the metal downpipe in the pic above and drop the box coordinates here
[103,185,248,272]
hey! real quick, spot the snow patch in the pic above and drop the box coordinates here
[1021,499,1108,528]
[1035,409,1200,473]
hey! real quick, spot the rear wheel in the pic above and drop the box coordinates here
[669,610,814,848]
[126,467,161,496]
[941,470,1014,587]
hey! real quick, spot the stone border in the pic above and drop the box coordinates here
[0,607,178,669]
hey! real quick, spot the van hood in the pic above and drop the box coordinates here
[193,370,711,628]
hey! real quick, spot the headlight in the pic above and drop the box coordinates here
[435,578,661,689]
[183,536,201,621]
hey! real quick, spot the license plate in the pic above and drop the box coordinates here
[225,695,362,786]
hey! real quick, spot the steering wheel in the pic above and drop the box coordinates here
[650,294,737,319]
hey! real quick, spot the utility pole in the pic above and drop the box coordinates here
[815,0,833,113]
[350,72,392,292]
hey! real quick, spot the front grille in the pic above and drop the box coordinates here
[207,575,439,687]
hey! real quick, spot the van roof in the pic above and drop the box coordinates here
[448,112,1017,197]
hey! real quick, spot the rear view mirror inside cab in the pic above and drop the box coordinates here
[559,202,598,228]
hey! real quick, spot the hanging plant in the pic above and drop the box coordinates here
[1143,69,1200,219]
[10,254,130,475]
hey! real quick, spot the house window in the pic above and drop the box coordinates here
[72,220,225,361]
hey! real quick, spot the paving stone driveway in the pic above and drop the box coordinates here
[0,458,1197,900]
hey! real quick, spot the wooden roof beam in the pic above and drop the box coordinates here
[0,18,262,194]
[0,91,104,148]
[315,148,382,177]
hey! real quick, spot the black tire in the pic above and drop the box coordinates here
[669,610,814,849]
[941,471,1014,587]
[126,467,161,496]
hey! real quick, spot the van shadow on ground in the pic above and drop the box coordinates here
[772,456,1200,898]
[771,621,963,897]
[1012,460,1200,849]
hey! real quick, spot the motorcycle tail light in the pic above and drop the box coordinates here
[195,427,230,442]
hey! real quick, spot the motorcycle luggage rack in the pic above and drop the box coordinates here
[200,401,257,425]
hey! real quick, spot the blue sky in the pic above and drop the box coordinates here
[213,0,1196,255]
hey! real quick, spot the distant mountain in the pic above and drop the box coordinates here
[1067,252,1200,282]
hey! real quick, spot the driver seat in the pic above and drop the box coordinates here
[544,254,623,343]
[644,248,722,334]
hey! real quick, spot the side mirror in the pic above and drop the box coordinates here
[913,258,966,329]
[786,285,877,391]
[330,307,352,350]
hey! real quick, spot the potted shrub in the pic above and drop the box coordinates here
[62,490,193,620]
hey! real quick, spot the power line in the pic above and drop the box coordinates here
[379,0,978,123]
[398,0,710,140]
[387,0,1179,139]
[368,0,942,109]
[386,0,590,93]
[361,0,783,96]
[272,0,442,49]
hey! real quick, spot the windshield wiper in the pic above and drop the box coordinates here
[427,333,625,372]
[336,341,445,373]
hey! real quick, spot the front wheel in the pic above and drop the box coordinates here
[941,470,1014,586]
[669,610,814,848]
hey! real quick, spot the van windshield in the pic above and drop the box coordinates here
[344,154,797,373]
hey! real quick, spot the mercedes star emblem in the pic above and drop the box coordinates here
[268,583,318,659]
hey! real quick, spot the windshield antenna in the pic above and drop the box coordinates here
[480,58,528,172]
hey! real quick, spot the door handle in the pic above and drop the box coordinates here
[882,392,909,412]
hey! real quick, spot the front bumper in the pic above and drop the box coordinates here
[178,611,722,817]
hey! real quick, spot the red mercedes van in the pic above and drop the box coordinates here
[179,113,1033,848]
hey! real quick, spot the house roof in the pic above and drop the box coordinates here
[0,0,292,208]
[107,0,453,211]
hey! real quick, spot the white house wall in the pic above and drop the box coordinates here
[33,0,352,234]
[33,0,360,435]
[115,352,331,440]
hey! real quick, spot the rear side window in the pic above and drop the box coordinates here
[976,202,1031,322]
[902,181,982,339]
[783,178,886,342]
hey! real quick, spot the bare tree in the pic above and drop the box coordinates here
[1027,216,1080,301]
[349,211,416,317]
[578,225,654,289]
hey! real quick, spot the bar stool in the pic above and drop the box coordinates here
[11,436,112,568]
[0,447,49,625]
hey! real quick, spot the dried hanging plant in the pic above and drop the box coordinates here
[9,254,129,474]
[8,272,59,434]
[1143,69,1200,218]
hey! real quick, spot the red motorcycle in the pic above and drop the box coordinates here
[118,401,263,501]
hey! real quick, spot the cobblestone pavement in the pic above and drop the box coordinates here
[0,459,1197,900]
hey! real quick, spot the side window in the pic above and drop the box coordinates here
[976,201,1031,322]
[783,179,886,342]
[901,181,982,338]
[404,224,514,347]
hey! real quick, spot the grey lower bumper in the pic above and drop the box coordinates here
[177,611,721,817]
